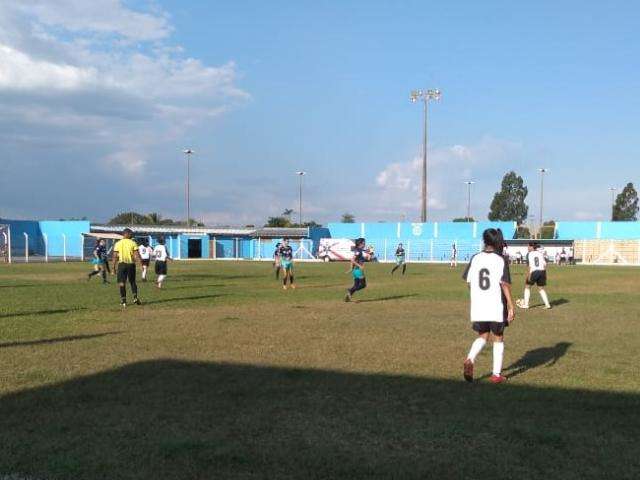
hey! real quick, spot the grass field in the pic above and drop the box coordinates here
[1,260,639,479]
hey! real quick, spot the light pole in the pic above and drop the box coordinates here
[183,149,194,227]
[410,88,442,223]
[609,187,617,220]
[464,181,475,221]
[296,171,306,225]
[538,168,549,238]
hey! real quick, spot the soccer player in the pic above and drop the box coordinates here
[87,238,108,283]
[345,237,368,302]
[391,242,406,275]
[279,239,295,290]
[112,228,141,307]
[138,240,152,282]
[273,242,282,280]
[450,242,458,267]
[520,242,551,309]
[153,236,171,289]
[462,228,515,384]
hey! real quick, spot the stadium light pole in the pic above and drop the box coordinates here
[464,181,475,221]
[538,168,549,239]
[296,171,306,225]
[410,88,442,223]
[183,149,194,228]
[609,187,617,220]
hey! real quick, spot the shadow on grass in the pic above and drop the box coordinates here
[0,360,637,480]
[143,294,227,306]
[172,274,253,282]
[550,298,570,307]
[479,342,573,381]
[0,307,85,319]
[169,283,225,290]
[0,332,122,349]
[357,293,418,303]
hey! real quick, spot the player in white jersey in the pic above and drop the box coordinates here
[153,237,172,288]
[519,242,551,309]
[450,242,458,267]
[138,240,152,281]
[462,228,515,384]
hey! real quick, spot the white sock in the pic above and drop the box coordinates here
[157,274,166,284]
[524,288,531,307]
[467,337,487,363]
[492,342,504,376]
[540,289,550,308]
[142,268,147,279]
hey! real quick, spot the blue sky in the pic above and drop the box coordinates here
[1,1,638,224]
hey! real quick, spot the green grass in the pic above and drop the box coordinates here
[0,261,639,479]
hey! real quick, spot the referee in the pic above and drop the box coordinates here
[112,228,141,307]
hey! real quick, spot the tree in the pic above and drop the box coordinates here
[488,171,529,224]
[108,212,150,225]
[453,217,475,222]
[265,216,291,228]
[612,183,639,221]
[515,225,532,239]
[540,220,556,239]
[341,213,355,223]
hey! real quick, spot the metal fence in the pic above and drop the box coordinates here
[365,239,482,263]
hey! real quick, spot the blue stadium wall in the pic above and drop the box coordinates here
[327,221,517,241]
[0,219,89,257]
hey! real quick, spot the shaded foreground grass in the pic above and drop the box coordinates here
[1,360,639,480]
[0,261,639,479]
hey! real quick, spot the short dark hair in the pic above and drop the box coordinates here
[528,241,539,249]
[158,236,165,245]
[354,237,365,247]
[122,228,133,237]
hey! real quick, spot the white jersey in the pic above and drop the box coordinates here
[527,250,546,273]
[463,251,511,323]
[138,245,151,260]
[153,244,169,262]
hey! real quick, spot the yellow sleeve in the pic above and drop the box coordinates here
[113,241,121,254]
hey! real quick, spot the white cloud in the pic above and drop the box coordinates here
[371,136,524,220]
[14,0,171,41]
[0,44,97,91]
[0,1,248,191]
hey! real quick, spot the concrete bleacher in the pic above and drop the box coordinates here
[555,221,640,240]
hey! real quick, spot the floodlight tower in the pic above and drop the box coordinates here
[410,88,441,223]
[538,168,549,238]
[464,181,475,221]
[610,187,617,219]
[183,149,194,227]
[296,171,306,225]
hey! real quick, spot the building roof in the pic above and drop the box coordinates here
[91,225,310,238]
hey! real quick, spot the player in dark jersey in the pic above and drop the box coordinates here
[279,239,295,290]
[345,237,368,302]
[391,243,406,275]
[273,242,282,280]
[87,238,108,283]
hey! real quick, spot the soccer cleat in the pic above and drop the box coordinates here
[489,374,507,384]
[463,359,474,383]
[544,305,552,309]
[121,302,127,308]
[133,297,142,306]
[344,292,352,302]
[291,284,296,290]
[282,285,288,290]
